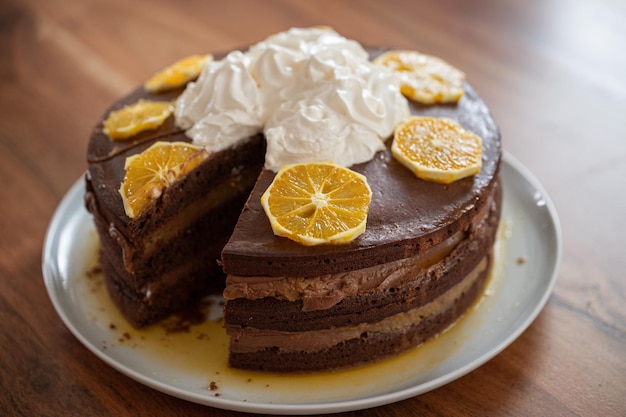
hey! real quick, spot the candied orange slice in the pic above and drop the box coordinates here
[144,54,213,93]
[103,99,173,140]
[260,162,372,246]
[119,141,209,218]
[392,116,482,184]
[374,50,465,104]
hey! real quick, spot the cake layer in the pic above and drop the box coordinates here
[100,246,224,327]
[221,82,501,278]
[87,96,265,243]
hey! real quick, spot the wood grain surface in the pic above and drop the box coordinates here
[1,0,625,415]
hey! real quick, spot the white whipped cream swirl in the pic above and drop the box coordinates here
[175,27,409,171]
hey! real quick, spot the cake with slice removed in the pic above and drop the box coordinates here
[85,27,502,372]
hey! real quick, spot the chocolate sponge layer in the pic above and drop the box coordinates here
[221,84,501,277]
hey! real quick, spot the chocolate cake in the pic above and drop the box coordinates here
[85,28,502,372]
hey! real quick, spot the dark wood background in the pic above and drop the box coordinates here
[1,0,625,415]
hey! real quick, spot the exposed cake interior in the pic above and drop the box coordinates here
[86,87,266,326]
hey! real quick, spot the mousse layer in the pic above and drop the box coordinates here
[227,252,493,373]
[227,256,488,354]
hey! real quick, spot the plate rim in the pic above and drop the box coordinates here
[42,152,562,414]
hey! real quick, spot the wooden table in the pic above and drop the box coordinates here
[2,0,625,415]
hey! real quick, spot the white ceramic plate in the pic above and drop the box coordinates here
[42,153,561,415]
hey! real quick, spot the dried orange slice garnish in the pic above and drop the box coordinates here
[392,116,482,184]
[144,54,213,93]
[374,50,465,104]
[103,99,173,140]
[260,162,372,246]
[119,141,209,218]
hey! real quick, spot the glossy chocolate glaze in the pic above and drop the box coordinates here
[87,86,188,228]
[87,48,501,279]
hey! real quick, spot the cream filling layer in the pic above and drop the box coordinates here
[225,230,464,311]
[226,257,488,354]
